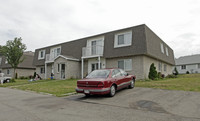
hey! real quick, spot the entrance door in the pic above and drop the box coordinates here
[61,64,65,79]
[91,63,102,71]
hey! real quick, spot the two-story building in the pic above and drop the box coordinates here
[33,24,175,80]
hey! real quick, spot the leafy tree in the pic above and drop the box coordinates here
[0,37,26,78]
[148,63,158,80]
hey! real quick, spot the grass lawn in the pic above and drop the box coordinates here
[12,79,77,97]
[1,73,200,97]
[136,73,200,92]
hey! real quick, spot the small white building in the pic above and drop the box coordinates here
[175,54,200,74]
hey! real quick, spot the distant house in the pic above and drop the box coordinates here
[33,24,175,80]
[0,51,36,78]
[175,54,200,74]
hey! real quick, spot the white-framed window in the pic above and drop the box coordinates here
[114,31,132,48]
[0,57,2,65]
[158,62,162,71]
[198,64,200,69]
[181,65,186,70]
[118,59,132,71]
[165,47,169,56]
[38,50,45,60]
[164,64,167,71]
[51,47,61,59]
[40,67,45,74]
[160,43,164,54]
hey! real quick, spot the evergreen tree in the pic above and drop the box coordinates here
[148,63,158,80]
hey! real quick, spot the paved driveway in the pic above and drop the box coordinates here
[0,87,200,121]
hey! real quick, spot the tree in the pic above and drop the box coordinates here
[148,63,158,80]
[173,67,179,75]
[0,37,26,79]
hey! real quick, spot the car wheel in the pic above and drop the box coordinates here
[85,94,90,97]
[109,85,116,97]
[129,79,135,89]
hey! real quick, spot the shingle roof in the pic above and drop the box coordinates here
[175,54,200,65]
[33,24,175,66]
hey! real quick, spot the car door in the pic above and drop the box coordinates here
[112,69,124,86]
[119,69,131,84]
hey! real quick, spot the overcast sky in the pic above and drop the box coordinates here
[0,0,199,58]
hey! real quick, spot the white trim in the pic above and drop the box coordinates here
[114,30,132,48]
[54,55,79,61]
[38,50,46,60]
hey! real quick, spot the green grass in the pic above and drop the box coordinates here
[136,73,200,92]
[1,73,200,97]
[13,79,77,97]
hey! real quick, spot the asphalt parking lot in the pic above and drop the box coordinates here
[0,87,200,121]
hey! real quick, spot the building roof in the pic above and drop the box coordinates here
[33,24,175,66]
[175,54,200,65]
[0,51,35,69]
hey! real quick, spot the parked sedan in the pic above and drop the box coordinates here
[76,68,136,97]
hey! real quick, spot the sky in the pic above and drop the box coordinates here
[0,0,200,58]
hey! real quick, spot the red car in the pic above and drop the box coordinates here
[76,68,136,97]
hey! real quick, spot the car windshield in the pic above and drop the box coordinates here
[86,70,110,79]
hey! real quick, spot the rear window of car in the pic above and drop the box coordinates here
[86,70,110,79]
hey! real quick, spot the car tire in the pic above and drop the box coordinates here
[85,94,90,97]
[109,85,116,97]
[129,79,135,89]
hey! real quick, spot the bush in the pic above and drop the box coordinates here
[33,72,36,78]
[10,78,16,83]
[148,63,158,80]
[19,76,25,79]
[166,74,177,78]
[186,71,190,74]
[173,67,179,75]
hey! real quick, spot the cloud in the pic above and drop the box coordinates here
[0,0,200,59]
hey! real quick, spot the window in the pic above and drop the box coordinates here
[50,47,61,59]
[0,57,2,65]
[158,62,162,71]
[164,64,167,71]
[160,43,164,54]
[114,31,132,48]
[7,69,10,75]
[40,67,45,74]
[38,50,45,60]
[118,34,125,45]
[165,47,169,56]
[118,59,132,71]
[112,69,121,78]
[198,64,200,69]
[181,65,186,70]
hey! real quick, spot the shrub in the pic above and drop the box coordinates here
[173,67,179,75]
[33,72,36,78]
[166,74,177,78]
[186,71,190,74]
[10,78,16,83]
[157,72,162,79]
[148,63,158,80]
[19,76,25,79]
